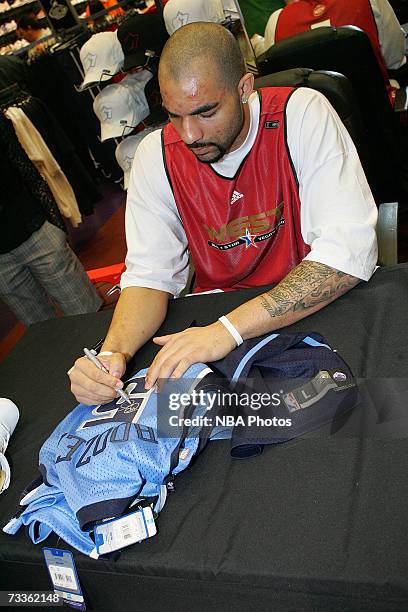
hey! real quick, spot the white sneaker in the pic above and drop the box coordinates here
[0,398,19,493]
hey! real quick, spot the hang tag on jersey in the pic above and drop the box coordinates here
[283,370,356,412]
[43,548,86,610]
[94,507,156,555]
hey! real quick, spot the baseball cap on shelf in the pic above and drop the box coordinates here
[163,0,226,35]
[117,13,168,72]
[115,125,163,188]
[93,73,151,141]
[79,31,124,91]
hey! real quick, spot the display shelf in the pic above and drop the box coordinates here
[0,0,39,25]
[72,0,88,11]
[0,14,46,45]
[0,28,17,45]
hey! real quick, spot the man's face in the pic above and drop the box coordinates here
[160,61,244,164]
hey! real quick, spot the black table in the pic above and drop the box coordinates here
[1,265,408,611]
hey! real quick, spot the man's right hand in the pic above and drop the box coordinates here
[68,352,127,406]
[67,286,170,405]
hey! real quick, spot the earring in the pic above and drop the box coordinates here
[242,97,248,104]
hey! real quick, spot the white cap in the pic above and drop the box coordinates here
[115,126,160,189]
[79,31,124,91]
[163,0,225,35]
[93,73,151,141]
[0,398,19,494]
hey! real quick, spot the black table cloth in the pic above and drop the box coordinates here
[1,264,408,611]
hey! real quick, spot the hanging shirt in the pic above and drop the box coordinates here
[255,0,406,73]
[5,107,82,227]
[274,0,392,90]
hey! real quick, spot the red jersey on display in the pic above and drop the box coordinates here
[274,0,391,97]
[162,87,309,293]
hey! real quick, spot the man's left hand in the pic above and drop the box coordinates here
[145,321,237,389]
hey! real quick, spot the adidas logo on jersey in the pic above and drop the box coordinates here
[230,190,244,205]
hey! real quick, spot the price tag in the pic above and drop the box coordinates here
[43,548,86,610]
[94,506,156,555]
[48,565,77,590]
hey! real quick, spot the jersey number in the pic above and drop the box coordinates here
[79,377,153,429]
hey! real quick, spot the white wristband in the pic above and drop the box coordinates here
[218,316,243,347]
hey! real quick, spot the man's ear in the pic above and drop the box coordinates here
[238,72,255,104]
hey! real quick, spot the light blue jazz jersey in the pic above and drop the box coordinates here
[4,364,229,557]
[41,364,219,529]
[4,483,100,558]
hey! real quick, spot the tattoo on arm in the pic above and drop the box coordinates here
[259,261,359,319]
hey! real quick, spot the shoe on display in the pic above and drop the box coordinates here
[0,398,19,494]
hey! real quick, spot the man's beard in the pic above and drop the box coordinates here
[187,103,244,164]
[187,141,227,163]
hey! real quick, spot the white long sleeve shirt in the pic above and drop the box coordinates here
[121,88,378,296]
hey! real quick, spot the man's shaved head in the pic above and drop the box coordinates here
[158,22,253,164]
[159,22,246,91]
